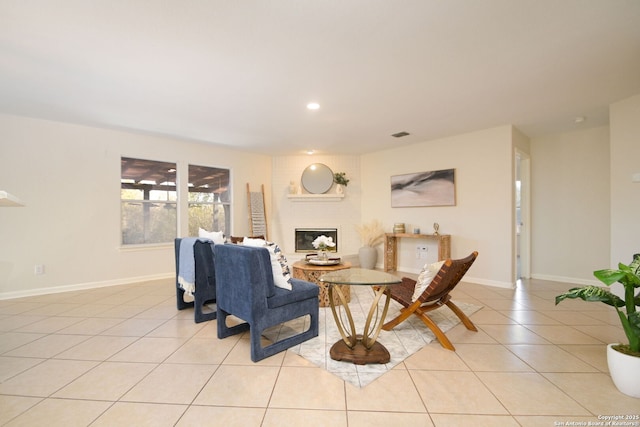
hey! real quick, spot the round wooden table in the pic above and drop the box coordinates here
[291,260,352,307]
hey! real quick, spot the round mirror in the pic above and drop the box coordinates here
[301,163,334,194]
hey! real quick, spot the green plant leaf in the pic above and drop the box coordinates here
[555,286,625,307]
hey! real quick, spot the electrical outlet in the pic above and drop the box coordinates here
[34,264,45,275]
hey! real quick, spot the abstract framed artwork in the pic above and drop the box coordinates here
[391,168,456,207]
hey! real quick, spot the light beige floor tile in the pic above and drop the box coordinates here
[500,310,561,325]
[53,361,156,400]
[430,414,520,427]
[506,344,599,372]
[134,304,184,319]
[91,402,187,427]
[347,411,433,427]
[0,332,45,353]
[145,318,206,337]
[541,310,608,325]
[445,324,498,345]
[0,395,43,425]
[15,316,81,333]
[263,408,347,427]
[0,359,98,397]
[0,315,46,331]
[403,343,469,370]
[164,337,237,364]
[270,366,346,410]
[479,324,550,345]
[4,334,91,358]
[470,309,517,324]
[455,343,534,372]
[524,325,603,344]
[0,356,45,382]
[108,337,188,363]
[22,303,79,316]
[122,363,217,404]
[93,304,148,318]
[57,317,124,335]
[59,304,114,317]
[3,397,111,427]
[190,320,218,338]
[346,369,426,412]
[410,370,508,414]
[176,405,265,427]
[99,318,167,336]
[558,344,608,371]
[281,347,318,367]
[0,302,47,315]
[543,372,640,414]
[194,364,281,407]
[54,335,138,361]
[475,372,590,416]
[573,324,627,344]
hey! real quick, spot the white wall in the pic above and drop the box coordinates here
[360,126,516,288]
[610,94,640,265]
[0,114,271,298]
[530,126,610,284]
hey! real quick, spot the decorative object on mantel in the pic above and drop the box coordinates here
[333,172,349,195]
[288,181,298,195]
[356,219,385,269]
[390,168,456,207]
[555,253,640,398]
[433,222,440,235]
[312,235,336,261]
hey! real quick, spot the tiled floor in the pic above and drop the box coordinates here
[0,277,638,426]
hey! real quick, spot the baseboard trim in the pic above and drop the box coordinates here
[530,274,600,286]
[0,273,173,301]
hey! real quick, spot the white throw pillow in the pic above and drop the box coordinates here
[198,228,225,244]
[242,237,267,247]
[412,260,445,302]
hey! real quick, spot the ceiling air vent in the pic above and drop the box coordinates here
[391,131,410,138]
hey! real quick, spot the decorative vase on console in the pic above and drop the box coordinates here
[355,220,385,269]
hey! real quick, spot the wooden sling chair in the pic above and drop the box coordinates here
[382,251,479,351]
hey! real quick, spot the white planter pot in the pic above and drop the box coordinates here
[607,343,640,398]
[358,246,378,269]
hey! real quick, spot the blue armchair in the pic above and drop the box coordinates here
[214,244,319,362]
[174,238,217,323]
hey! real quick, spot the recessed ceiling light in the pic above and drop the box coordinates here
[574,116,586,124]
[307,102,320,110]
[306,150,315,155]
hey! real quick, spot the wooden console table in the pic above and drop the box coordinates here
[384,233,451,272]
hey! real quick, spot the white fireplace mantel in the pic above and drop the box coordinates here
[0,191,25,207]
[287,194,344,201]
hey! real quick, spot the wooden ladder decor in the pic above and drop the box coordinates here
[247,183,268,240]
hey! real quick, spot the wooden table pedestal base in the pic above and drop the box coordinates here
[329,335,390,365]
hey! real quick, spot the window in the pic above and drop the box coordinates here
[188,165,230,236]
[121,157,177,245]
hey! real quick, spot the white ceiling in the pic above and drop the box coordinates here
[1,1,639,155]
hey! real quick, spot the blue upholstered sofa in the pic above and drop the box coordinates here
[174,238,217,323]
[214,243,319,362]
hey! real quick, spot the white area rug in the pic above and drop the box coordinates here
[264,285,482,388]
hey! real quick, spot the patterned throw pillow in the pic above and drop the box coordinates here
[241,237,292,291]
[411,260,445,302]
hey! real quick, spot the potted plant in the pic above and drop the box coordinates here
[333,172,349,195]
[555,253,640,398]
[355,220,385,269]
